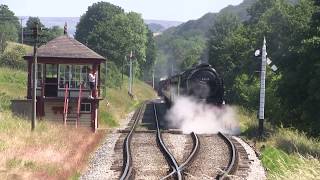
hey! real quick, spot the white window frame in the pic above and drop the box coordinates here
[80,103,91,113]
[31,63,44,89]
[58,64,90,90]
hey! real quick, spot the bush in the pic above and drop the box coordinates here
[272,128,320,158]
[106,61,122,88]
[0,45,27,70]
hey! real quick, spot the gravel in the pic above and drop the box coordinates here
[185,134,230,180]
[131,133,170,179]
[162,133,192,164]
[80,112,134,180]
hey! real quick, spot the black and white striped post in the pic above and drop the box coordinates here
[255,37,278,137]
[258,37,267,137]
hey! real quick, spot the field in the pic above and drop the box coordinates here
[0,59,156,179]
[238,107,320,179]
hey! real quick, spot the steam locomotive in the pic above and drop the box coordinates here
[159,63,224,106]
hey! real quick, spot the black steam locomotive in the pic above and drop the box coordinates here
[159,63,224,106]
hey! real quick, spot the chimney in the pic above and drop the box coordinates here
[64,22,67,35]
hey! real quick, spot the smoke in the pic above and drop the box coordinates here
[164,96,240,135]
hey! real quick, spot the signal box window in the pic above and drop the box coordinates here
[80,103,91,113]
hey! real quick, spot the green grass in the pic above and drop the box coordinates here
[6,157,23,169]
[261,147,320,179]
[99,110,118,127]
[0,67,27,111]
[99,76,156,128]
[6,157,59,174]
[238,107,320,179]
[0,139,7,151]
[261,146,300,174]
[69,171,81,180]
[5,41,33,53]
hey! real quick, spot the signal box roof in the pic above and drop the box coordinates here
[24,35,106,63]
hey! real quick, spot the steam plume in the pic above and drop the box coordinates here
[165,96,240,135]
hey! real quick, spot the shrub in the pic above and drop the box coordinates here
[0,45,27,70]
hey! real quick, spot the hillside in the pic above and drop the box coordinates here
[0,66,156,179]
[164,0,255,38]
[0,41,156,178]
[19,16,182,36]
[155,0,256,77]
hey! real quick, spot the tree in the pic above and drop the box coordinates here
[142,29,157,79]
[0,44,27,69]
[23,17,45,45]
[86,12,147,77]
[276,0,319,135]
[23,17,63,45]
[0,5,19,53]
[75,2,124,45]
[208,13,241,73]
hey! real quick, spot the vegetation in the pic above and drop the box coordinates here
[156,0,320,136]
[0,4,20,54]
[238,107,320,179]
[207,0,320,136]
[154,0,257,76]
[23,17,64,46]
[75,2,157,82]
[0,42,155,179]
[0,111,104,179]
[100,74,156,128]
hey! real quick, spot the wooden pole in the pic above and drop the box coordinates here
[31,22,38,131]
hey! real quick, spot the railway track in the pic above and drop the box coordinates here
[119,101,242,180]
[120,102,145,180]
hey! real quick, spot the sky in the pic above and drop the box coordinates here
[1,0,243,22]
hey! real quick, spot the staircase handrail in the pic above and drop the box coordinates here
[76,83,83,128]
[63,83,69,126]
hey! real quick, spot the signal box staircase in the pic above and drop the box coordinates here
[63,84,91,127]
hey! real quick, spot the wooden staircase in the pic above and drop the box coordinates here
[63,83,91,127]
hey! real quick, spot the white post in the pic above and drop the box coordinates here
[129,51,133,94]
[258,37,267,136]
[20,18,23,44]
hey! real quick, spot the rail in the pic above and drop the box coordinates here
[120,103,145,180]
[162,132,200,179]
[76,83,83,128]
[63,83,69,126]
[153,103,183,180]
[179,132,200,171]
[217,132,238,180]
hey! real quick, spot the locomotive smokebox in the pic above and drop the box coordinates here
[159,63,224,106]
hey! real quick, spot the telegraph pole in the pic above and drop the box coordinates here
[122,56,125,82]
[31,22,39,131]
[152,69,155,89]
[258,37,267,137]
[105,61,108,97]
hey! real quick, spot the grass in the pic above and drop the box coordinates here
[238,107,320,179]
[0,111,104,179]
[0,67,27,111]
[0,42,156,178]
[5,41,33,53]
[69,171,81,180]
[99,76,156,128]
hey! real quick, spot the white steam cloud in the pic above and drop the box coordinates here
[165,96,240,135]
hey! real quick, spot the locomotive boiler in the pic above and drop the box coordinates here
[159,63,224,106]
